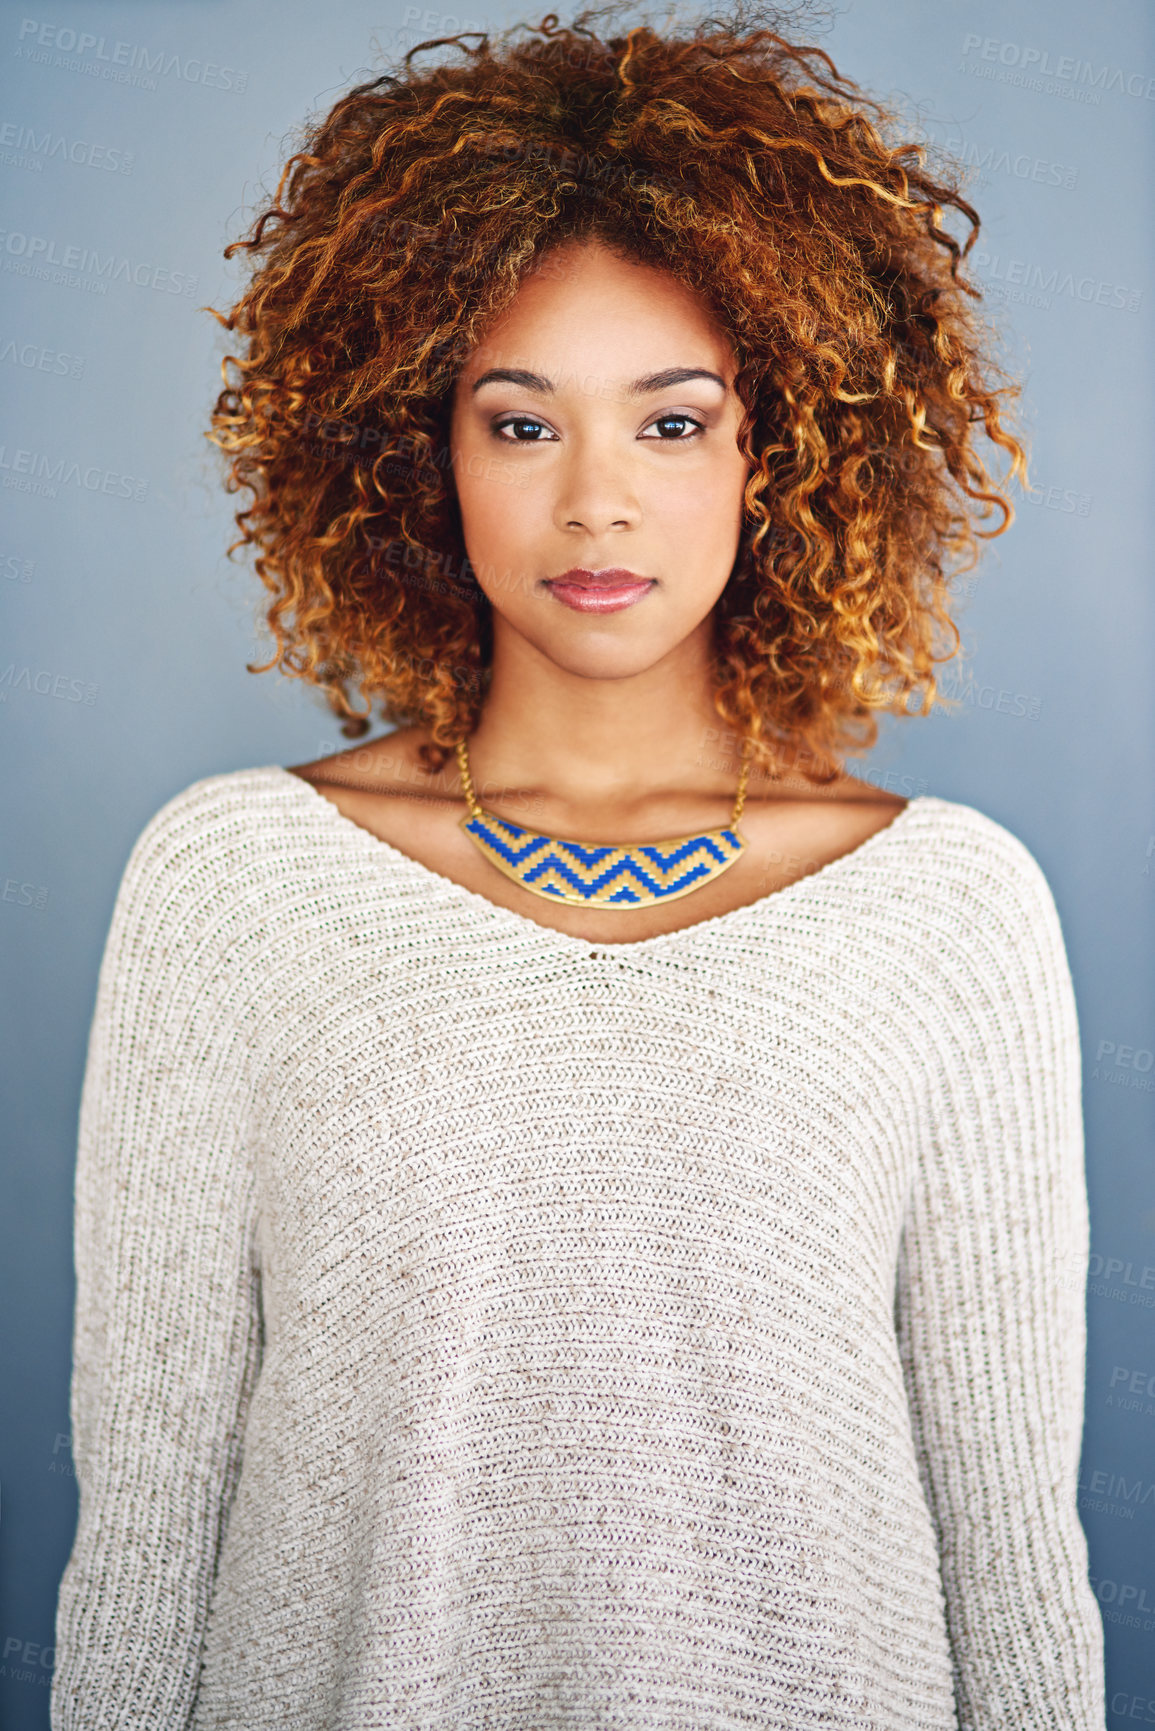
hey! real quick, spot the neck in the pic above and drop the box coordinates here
[458,620,752,832]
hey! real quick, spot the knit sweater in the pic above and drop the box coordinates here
[51,764,1106,1731]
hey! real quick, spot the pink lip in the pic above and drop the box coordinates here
[545,567,654,614]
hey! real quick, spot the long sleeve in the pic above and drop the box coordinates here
[894,831,1106,1728]
[51,794,264,1729]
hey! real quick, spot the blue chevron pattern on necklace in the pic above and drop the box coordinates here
[460,808,747,908]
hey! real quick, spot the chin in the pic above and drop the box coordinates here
[529,631,677,681]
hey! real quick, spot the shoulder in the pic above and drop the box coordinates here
[109,765,305,937]
[122,763,296,862]
[82,775,293,1120]
[895,794,1063,921]
[885,794,1075,1013]
[93,764,360,1029]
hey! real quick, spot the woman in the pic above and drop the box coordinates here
[51,8,1106,1726]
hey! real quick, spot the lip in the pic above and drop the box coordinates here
[545,567,655,614]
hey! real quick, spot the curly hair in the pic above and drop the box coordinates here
[206,0,1029,783]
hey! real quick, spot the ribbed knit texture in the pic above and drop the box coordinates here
[51,765,1106,1730]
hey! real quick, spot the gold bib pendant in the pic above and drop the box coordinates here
[459,809,747,908]
[454,738,752,910]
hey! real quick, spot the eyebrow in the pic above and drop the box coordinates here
[470,366,728,396]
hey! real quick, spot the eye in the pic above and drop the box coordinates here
[493,416,557,443]
[640,414,705,441]
[490,411,706,444]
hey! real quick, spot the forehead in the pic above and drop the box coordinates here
[456,241,734,382]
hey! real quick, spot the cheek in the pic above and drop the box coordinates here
[455,460,535,549]
[654,452,746,534]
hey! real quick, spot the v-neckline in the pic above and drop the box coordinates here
[271,764,930,956]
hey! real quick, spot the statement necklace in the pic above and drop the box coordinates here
[454,736,752,909]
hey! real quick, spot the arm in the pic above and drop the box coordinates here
[51,791,263,1729]
[894,829,1106,1729]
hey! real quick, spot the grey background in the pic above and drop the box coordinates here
[1,0,1152,1723]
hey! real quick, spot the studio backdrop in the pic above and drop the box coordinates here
[1,1,1152,1726]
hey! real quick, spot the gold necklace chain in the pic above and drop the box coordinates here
[454,736,753,829]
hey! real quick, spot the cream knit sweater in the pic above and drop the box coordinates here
[51,765,1106,1730]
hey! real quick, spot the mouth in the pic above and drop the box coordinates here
[544,567,655,614]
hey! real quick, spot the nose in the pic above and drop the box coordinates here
[552,433,641,535]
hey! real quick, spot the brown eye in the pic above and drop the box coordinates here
[641,415,704,440]
[493,417,556,442]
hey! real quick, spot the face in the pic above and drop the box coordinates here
[447,239,751,681]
